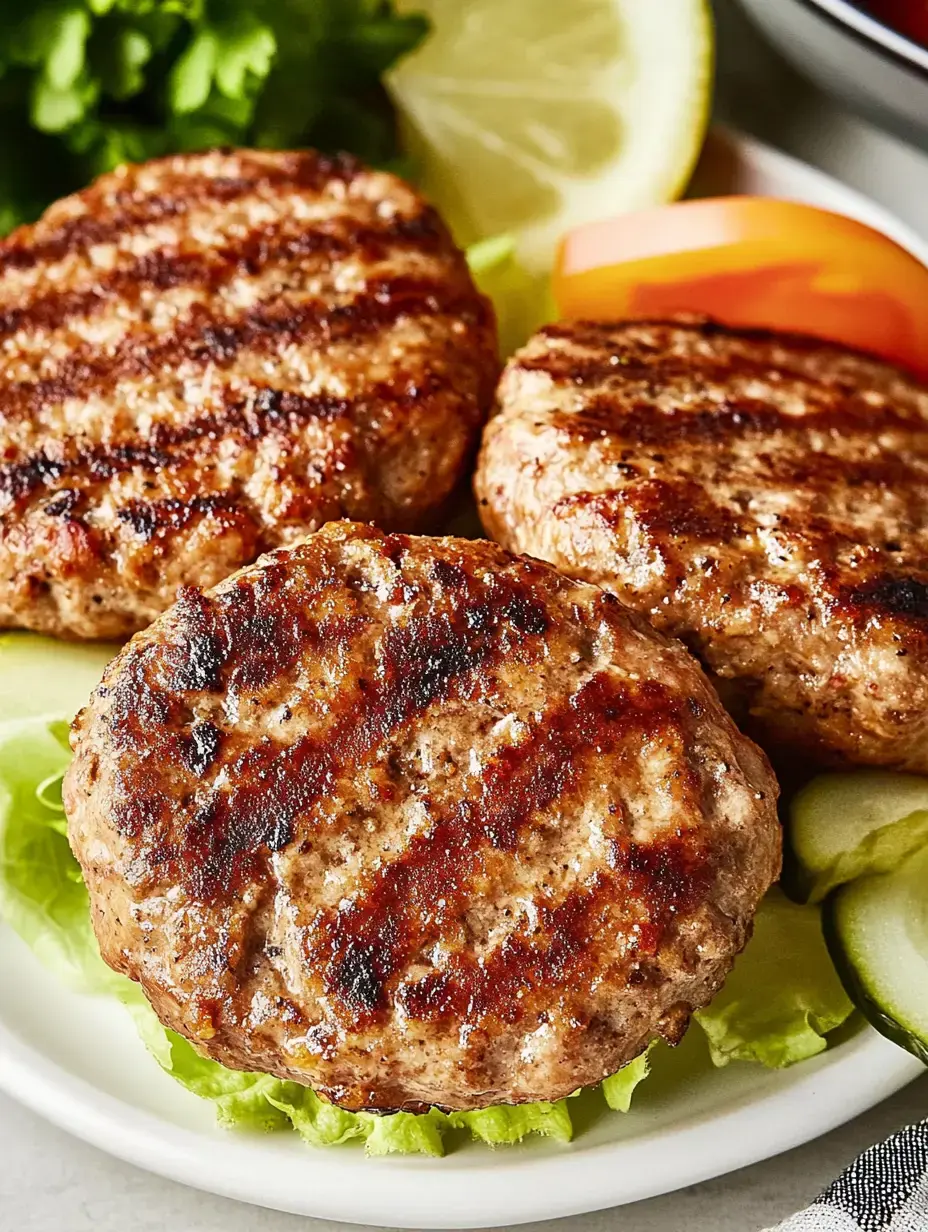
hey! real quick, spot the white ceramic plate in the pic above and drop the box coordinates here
[1,130,925,1228]
[737,0,928,148]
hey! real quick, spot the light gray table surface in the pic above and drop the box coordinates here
[3,4,928,1230]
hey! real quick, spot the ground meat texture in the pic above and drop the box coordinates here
[476,317,928,773]
[64,521,779,1113]
[0,149,497,640]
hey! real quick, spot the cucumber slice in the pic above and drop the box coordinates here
[0,633,120,727]
[825,846,928,1065]
[787,771,928,903]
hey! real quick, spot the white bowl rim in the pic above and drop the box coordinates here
[795,0,928,76]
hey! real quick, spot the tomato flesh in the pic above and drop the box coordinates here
[554,196,928,377]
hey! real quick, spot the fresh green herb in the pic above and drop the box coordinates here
[0,0,429,232]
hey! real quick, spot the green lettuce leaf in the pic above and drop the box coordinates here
[465,234,516,278]
[448,1099,573,1148]
[694,889,854,1068]
[0,708,854,1156]
[0,0,430,233]
[0,717,122,993]
[601,1046,652,1112]
[465,233,552,358]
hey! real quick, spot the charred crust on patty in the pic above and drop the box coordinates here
[65,521,780,1111]
[0,148,498,640]
[476,316,928,772]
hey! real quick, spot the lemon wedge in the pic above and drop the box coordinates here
[388,0,713,273]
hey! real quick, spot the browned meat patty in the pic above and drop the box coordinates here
[64,521,779,1113]
[476,318,928,773]
[0,149,497,641]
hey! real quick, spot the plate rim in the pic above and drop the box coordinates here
[2,127,926,1227]
[0,1004,921,1228]
[799,0,928,78]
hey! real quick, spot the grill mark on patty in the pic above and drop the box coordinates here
[311,672,707,1027]
[183,722,223,777]
[0,152,497,642]
[842,574,928,624]
[401,839,712,1030]
[115,493,257,543]
[538,317,922,375]
[759,448,928,494]
[555,394,927,447]
[0,376,451,512]
[0,274,475,427]
[0,391,350,505]
[1,444,165,508]
[521,348,926,420]
[106,548,553,900]
[163,564,362,697]
[0,151,363,276]
[559,482,928,632]
[555,480,740,545]
[0,208,447,341]
[43,487,81,518]
[98,571,334,830]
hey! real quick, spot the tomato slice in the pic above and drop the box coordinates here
[554,197,928,377]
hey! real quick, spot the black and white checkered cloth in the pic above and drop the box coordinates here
[770,1121,928,1231]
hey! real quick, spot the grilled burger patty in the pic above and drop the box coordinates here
[65,522,779,1113]
[0,149,497,641]
[476,318,928,773]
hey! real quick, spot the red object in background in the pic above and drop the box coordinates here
[867,0,928,45]
[554,197,928,378]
